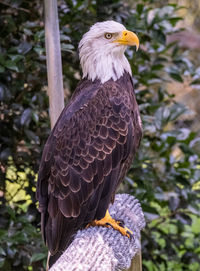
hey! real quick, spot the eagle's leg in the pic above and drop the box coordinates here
[87,210,133,238]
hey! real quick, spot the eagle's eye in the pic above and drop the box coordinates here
[104,33,113,39]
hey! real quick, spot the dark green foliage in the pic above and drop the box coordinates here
[0,204,47,270]
[0,0,199,270]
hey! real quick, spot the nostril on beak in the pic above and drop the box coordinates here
[124,32,127,36]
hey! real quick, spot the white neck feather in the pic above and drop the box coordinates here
[79,46,132,83]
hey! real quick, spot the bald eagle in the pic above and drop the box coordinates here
[37,20,142,267]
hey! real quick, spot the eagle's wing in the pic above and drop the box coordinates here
[36,79,141,255]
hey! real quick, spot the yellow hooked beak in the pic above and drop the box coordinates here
[113,30,139,51]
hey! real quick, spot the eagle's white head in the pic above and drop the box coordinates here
[79,20,139,83]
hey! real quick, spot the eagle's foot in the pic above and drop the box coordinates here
[87,210,133,238]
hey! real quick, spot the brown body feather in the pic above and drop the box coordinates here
[36,72,142,267]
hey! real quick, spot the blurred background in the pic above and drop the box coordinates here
[0,0,200,270]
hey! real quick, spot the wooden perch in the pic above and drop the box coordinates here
[49,194,145,271]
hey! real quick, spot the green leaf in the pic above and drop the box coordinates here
[34,46,45,55]
[169,196,180,211]
[168,103,187,121]
[190,79,200,85]
[60,34,71,42]
[18,42,32,54]
[20,108,32,126]
[4,60,19,72]
[34,30,45,41]
[0,247,6,257]
[61,43,75,52]
[176,213,192,225]
[169,72,183,82]
[6,206,16,220]
[25,130,40,143]
[0,65,5,73]
[31,253,46,263]
[152,30,166,45]
[179,144,195,155]
[142,203,159,215]
[8,54,24,62]
[13,232,28,243]
[168,17,182,26]
[0,257,5,268]
[137,4,144,15]
[152,64,164,71]
[23,28,33,36]
[32,112,39,124]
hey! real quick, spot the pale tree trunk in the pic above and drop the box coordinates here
[44,0,64,129]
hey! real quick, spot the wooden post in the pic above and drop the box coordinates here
[44,0,64,129]
[125,250,142,271]
[44,1,64,268]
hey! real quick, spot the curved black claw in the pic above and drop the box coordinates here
[116,219,125,227]
[126,229,134,240]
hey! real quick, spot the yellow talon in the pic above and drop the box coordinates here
[87,210,133,238]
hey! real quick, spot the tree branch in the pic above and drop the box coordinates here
[0,0,30,13]
[50,194,145,271]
